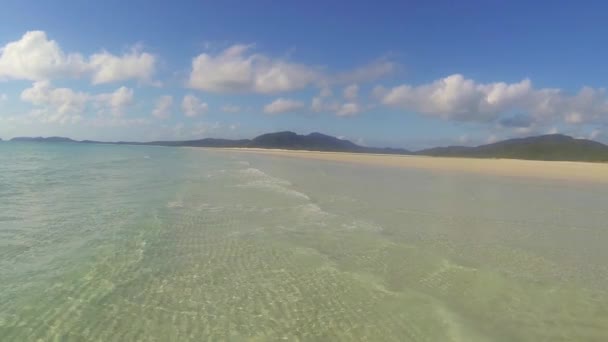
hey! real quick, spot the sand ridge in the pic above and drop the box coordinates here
[203,147,608,184]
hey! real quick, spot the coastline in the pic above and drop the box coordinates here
[202,147,608,184]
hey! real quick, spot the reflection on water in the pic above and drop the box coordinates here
[1,143,607,341]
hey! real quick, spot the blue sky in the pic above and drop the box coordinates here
[1,0,607,149]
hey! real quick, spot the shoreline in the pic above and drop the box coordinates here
[201,147,608,184]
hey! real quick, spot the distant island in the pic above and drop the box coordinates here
[7,132,608,162]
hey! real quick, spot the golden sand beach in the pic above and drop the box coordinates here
[208,148,608,184]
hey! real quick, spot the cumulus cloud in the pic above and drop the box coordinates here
[188,44,320,94]
[20,81,135,123]
[95,87,134,117]
[0,31,156,84]
[89,47,156,85]
[319,85,333,97]
[378,73,608,127]
[0,93,6,102]
[311,97,324,112]
[333,59,398,84]
[188,45,399,94]
[336,102,360,117]
[590,129,602,140]
[21,80,88,114]
[181,94,208,117]
[0,31,88,81]
[311,87,365,117]
[343,84,359,100]
[153,95,173,119]
[221,104,241,113]
[263,98,304,114]
[311,96,362,117]
[380,74,531,121]
[191,121,222,137]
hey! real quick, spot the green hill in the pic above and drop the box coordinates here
[417,134,608,162]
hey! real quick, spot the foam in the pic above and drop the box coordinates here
[341,219,384,233]
[236,168,310,200]
[167,201,184,208]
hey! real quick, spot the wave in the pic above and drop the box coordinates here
[236,168,310,200]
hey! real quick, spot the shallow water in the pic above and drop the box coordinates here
[1,142,607,341]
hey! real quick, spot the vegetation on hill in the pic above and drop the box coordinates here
[417,134,608,162]
[9,132,608,162]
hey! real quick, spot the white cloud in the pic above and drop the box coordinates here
[565,112,583,124]
[20,81,135,123]
[379,73,608,127]
[21,80,88,115]
[188,44,320,94]
[181,94,208,117]
[87,117,150,128]
[343,84,359,100]
[311,96,362,117]
[89,47,156,85]
[311,97,323,112]
[188,44,398,94]
[263,98,304,114]
[0,31,156,84]
[0,93,6,102]
[458,134,470,144]
[191,121,221,137]
[381,74,532,121]
[94,87,134,117]
[0,31,88,81]
[334,59,398,84]
[319,85,333,97]
[336,102,360,117]
[221,104,241,113]
[152,95,173,119]
[590,129,602,140]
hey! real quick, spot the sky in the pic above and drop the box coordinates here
[1,0,608,149]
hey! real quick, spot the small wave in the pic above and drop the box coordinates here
[342,219,384,232]
[239,167,271,178]
[166,200,184,208]
[238,180,310,200]
[196,203,226,213]
[236,168,310,200]
[296,203,333,221]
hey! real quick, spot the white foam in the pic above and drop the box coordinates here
[237,168,310,200]
[342,219,383,232]
[297,203,333,220]
[166,200,184,208]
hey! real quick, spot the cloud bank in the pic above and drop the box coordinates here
[263,98,304,114]
[0,31,156,84]
[378,74,608,127]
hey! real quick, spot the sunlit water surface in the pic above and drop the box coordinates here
[1,142,607,341]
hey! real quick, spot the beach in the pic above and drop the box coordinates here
[2,142,608,341]
[210,147,608,184]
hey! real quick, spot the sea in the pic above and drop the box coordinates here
[1,142,607,341]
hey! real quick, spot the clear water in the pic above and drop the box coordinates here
[1,142,607,341]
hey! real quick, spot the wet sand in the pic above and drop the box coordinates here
[208,148,608,184]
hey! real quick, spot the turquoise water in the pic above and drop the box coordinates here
[1,142,607,341]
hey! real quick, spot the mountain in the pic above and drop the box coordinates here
[249,132,359,151]
[13,132,411,154]
[11,136,76,143]
[417,134,608,162]
[8,132,608,162]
